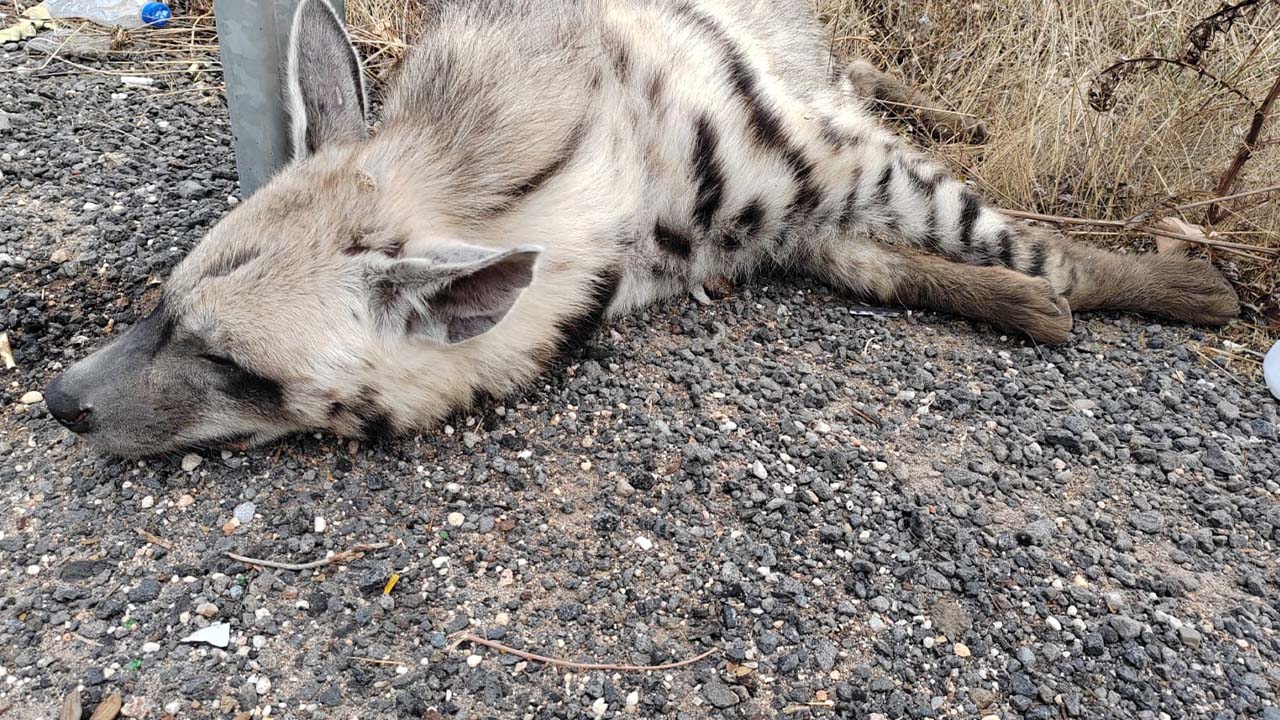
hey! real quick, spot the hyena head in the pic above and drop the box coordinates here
[43,0,541,457]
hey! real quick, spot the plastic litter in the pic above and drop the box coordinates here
[1265,340,1280,401]
[0,3,53,43]
[179,622,231,648]
[45,0,170,29]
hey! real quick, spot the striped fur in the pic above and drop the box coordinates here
[46,0,1239,456]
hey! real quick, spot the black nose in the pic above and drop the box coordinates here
[44,375,94,434]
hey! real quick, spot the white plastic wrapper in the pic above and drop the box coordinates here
[1266,340,1280,401]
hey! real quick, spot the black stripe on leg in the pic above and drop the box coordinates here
[554,267,622,357]
[997,229,1016,269]
[654,221,693,259]
[838,169,863,231]
[958,191,982,249]
[725,200,766,250]
[1027,240,1048,277]
[786,180,823,222]
[874,163,894,206]
[691,115,727,229]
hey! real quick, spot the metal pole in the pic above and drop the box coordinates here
[214,0,346,197]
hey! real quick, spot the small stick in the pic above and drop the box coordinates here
[1000,209,1277,256]
[350,656,406,666]
[227,542,390,571]
[1175,184,1280,211]
[134,527,174,550]
[450,632,719,673]
[1000,209,1128,228]
[849,406,883,427]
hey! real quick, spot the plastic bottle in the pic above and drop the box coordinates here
[45,0,172,29]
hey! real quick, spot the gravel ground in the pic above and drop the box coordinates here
[3,32,1280,720]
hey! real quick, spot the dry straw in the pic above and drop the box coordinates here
[31,0,1280,351]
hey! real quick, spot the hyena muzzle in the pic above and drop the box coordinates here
[43,0,1239,457]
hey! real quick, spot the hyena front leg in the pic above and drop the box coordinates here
[844,60,988,145]
[810,238,1074,344]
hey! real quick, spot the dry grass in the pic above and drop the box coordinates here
[22,0,1279,353]
[818,0,1279,352]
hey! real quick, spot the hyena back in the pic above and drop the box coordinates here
[43,0,1238,456]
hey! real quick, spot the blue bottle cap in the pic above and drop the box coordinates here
[141,2,171,28]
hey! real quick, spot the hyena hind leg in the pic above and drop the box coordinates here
[1016,225,1240,327]
[811,238,1074,344]
[844,59,988,144]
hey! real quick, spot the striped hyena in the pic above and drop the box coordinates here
[44,0,1238,456]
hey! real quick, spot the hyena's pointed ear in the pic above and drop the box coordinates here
[286,0,368,160]
[371,246,542,344]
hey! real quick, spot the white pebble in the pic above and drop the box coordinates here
[953,643,971,658]
[466,655,483,668]
[432,556,449,569]
[752,460,768,480]
[140,495,155,509]
[142,642,161,654]
[634,537,653,551]
[256,677,272,695]
[314,516,326,533]
[19,391,42,405]
[626,690,640,707]
[591,697,607,717]
[447,512,465,527]
[180,453,202,472]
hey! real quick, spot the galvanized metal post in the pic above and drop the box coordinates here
[214,0,346,197]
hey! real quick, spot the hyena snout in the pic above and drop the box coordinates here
[44,372,95,434]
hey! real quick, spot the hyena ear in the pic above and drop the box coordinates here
[286,0,368,160]
[371,246,542,344]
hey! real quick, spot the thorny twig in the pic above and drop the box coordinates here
[449,632,720,672]
[226,542,390,571]
[1208,71,1280,225]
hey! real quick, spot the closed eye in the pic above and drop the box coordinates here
[200,353,239,369]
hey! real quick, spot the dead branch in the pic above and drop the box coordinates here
[1185,0,1269,65]
[1089,56,1253,112]
[1208,71,1280,225]
[227,542,390,571]
[450,632,720,672]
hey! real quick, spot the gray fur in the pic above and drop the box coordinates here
[44,0,1237,456]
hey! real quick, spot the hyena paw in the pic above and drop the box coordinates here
[920,113,988,145]
[992,276,1074,345]
[1148,255,1239,327]
[690,277,735,306]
